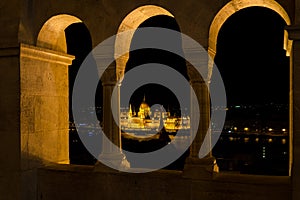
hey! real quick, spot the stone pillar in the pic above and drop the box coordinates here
[20,43,74,200]
[183,62,218,179]
[286,26,300,200]
[20,43,73,168]
[96,62,129,171]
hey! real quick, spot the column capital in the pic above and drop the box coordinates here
[286,25,300,40]
[101,62,117,86]
[186,63,209,84]
[186,60,211,85]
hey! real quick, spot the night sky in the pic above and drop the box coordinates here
[123,15,188,112]
[214,7,289,106]
[124,7,289,110]
[66,7,290,114]
[65,23,93,122]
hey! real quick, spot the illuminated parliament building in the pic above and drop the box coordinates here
[120,96,190,133]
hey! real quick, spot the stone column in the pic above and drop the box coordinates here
[183,62,218,179]
[20,43,74,199]
[286,25,300,200]
[96,62,130,171]
[20,44,73,167]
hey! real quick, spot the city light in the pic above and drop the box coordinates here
[268,138,273,143]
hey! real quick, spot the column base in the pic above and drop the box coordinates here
[94,152,130,172]
[183,156,219,180]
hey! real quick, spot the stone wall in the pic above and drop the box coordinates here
[20,44,72,169]
[19,44,74,200]
[0,47,21,200]
[36,164,291,200]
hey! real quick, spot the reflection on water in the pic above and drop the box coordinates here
[69,123,289,175]
[213,132,289,175]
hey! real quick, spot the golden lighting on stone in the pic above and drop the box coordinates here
[208,0,291,62]
[20,43,74,165]
[37,14,82,53]
[115,5,174,80]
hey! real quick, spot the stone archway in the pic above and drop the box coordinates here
[20,14,93,168]
[114,5,174,80]
[208,0,293,175]
[96,5,179,170]
[208,0,292,60]
[37,14,83,53]
[110,5,215,173]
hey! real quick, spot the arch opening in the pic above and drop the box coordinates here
[117,8,190,170]
[37,14,98,165]
[211,6,290,176]
[114,5,175,80]
[64,23,100,165]
[208,0,292,59]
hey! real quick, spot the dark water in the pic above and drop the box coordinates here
[213,133,289,175]
[69,128,289,175]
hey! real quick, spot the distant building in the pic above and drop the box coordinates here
[120,96,190,133]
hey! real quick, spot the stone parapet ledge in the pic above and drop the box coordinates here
[213,172,291,185]
[36,163,291,200]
